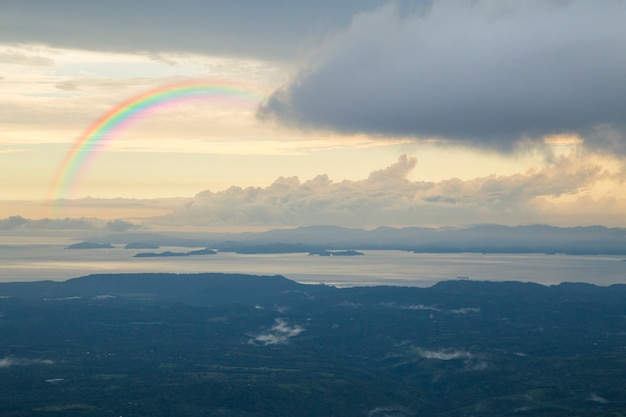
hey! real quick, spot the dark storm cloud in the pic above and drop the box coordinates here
[0,0,430,61]
[259,0,626,154]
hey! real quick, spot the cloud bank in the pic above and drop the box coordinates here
[154,152,624,227]
[260,0,626,154]
[0,215,139,232]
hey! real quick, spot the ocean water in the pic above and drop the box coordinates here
[0,241,624,287]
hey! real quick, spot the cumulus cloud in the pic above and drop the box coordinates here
[260,0,626,154]
[249,319,304,346]
[154,152,624,227]
[106,219,137,232]
[0,215,141,232]
[0,216,94,230]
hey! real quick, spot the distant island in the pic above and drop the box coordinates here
[81,224,626,255]
[133,248,217,258]
[309,250,364,256]
[133,251,188,258]
[65,241,114,249]
[186,248,218,256]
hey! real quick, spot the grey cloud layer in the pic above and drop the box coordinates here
[154,153,620,228]
[0,0,422,61]
[259,0,626,154]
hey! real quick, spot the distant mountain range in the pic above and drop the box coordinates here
[78,224,626,255]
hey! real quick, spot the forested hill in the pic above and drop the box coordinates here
[2,272,626,307]
[0,273,309,306]
[2,274,626,416]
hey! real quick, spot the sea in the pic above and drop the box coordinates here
[0,238,624,287]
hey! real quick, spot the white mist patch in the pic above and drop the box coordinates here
[383,303,479,314]
[339,301,362,308]
[45,378,65,383]
[274,305,289,314]
[250,318,304,346]
[399,304,440,311]
[0,357,54,368]
[43,296,82,301]
[92,294,116,300]
[467,360,489,371]
[416,348,472,361]
[449,307,481,314]
[589,393,608,404]
[368,405,413,417]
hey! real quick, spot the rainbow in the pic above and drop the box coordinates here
[48,79,265,201]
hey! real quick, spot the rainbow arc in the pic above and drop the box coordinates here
[49,79,265,201]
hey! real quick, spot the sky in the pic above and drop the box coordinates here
[1,0,625,229]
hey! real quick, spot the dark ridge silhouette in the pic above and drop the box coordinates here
[65,241,114,249]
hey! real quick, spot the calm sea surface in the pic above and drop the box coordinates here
[0,240,624,287]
